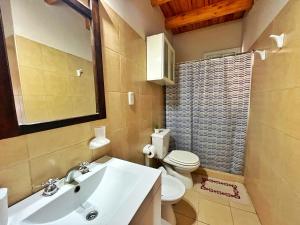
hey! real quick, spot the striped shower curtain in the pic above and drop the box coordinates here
[166,53,253,175]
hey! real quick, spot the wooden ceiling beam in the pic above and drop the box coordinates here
[44,0,60,5]
[165,0,253,29]
[151,0,172,7]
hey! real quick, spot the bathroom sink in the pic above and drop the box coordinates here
[8,157,161,225]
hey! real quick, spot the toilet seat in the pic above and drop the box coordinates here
[161,174,185,204]
[163,150,200,167]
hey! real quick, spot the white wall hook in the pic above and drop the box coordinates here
[254,50,267,61]
[269,33,285,48]
[76,68,83,77]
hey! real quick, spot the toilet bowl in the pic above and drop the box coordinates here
[151,129,200,189]
[160,172,185,225]
[163,150,200,189]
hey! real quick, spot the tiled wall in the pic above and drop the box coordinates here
[0,2,164,205]
[245,1,300,225]
[12,35,96,123]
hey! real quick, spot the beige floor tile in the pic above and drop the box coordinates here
[230,200,256,213]
[174,189,199,219]
[231,208,261,225]
[197,199,233,225]
[196,188,230,206]
[175,213,200,225]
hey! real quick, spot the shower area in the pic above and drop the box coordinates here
[166,52,253,175]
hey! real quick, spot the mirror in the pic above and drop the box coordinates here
[0,0,105,129]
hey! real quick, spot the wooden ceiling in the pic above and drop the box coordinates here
[151,0,253,34]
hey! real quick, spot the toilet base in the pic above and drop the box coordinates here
[162,203,176,225]
[163,164,194,189]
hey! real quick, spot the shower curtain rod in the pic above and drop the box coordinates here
[176,50,254,65]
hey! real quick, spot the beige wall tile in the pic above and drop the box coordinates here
[71,96,96,117]
[125,121,143,164]
[92,144,111,161]
[0,162,32,205]
[106,92,125,132]
[22,95,50,123]
[30,141,92,187]
[15,35,43,69]
[121,93,140,128]
[99,2,120,53]
[245,1,300,225]
[120,57,139,93]
[26,123,92,158]
[139,118,153,150]
[109,129,129,160]
[5,36,22,96]
[18,66,45,96]
[103,48,121,92]
[41,45,68,73]
[139,94,153,120]
[47,96,74,120]
[43,71,69,96]
[0,136,28,170]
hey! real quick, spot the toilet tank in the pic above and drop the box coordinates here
[151,129,170,159]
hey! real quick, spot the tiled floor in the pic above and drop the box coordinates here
[173,174,262,225]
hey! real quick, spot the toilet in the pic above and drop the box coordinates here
[151,129,200,189]
[159,167,185,225]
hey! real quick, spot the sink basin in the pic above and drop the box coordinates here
[8,157,161,225]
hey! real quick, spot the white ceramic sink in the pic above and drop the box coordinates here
[8,157,161,225]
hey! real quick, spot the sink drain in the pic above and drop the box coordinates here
[86,210,98,221]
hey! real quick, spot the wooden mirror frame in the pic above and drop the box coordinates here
[0,0,106,139]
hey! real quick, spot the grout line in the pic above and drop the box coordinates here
[230,206,236,225]
[229,205,257,214]
[28,139,90,160]
[175,212,210,225]
[174,211,196,220]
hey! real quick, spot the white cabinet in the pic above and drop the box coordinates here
[147,33,175,86]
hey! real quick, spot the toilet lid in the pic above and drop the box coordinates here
[161,175,185,202]
[167,150,199,166]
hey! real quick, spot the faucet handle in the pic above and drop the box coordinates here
[41,178,59,197]
[42,178,59,187]
[79,161,90,174]
[80,161,90,167]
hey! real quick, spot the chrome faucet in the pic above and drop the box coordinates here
[64,162,90,184]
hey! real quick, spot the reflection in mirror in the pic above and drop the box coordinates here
[1,0,97,125]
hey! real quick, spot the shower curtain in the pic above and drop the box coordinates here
[166,53,253,175]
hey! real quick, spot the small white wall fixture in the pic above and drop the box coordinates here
[269,33,285,49]
[254,50,267,61]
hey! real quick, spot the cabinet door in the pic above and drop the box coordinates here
[163,40,169,78]
[168,48,175,82]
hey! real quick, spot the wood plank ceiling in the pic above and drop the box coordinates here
[151,0,253,34]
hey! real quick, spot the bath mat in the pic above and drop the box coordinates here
[200,177,241,199]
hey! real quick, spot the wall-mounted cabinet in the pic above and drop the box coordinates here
[147,33,175,86]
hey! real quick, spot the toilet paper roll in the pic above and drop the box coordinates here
[143,144,156,159]
[0,188,8,225]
